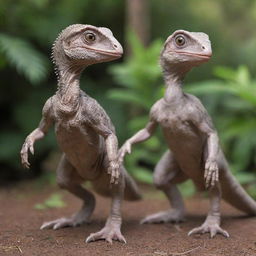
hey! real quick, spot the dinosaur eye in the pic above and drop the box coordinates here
[85,32,96,42]
[175,35,186,46]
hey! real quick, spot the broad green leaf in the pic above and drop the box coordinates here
[130,167,153,184]
[128,116,149,131]
[235,172,256,184]
[178,180,196,197]
[44,193,66,208]
[247,184,256,199]
[34,193,66,210]
[236,65,250,86]
[107,89,150,109]
[34,203,46,210]
[186,80,235,95]
[213,66,236,81]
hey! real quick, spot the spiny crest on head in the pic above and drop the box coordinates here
[51,24,85,62]
[51,24,86,79]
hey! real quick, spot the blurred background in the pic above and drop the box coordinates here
[0,0,256,198]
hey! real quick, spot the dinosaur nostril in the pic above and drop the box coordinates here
[114,44,118,48]
[202,46,205,50]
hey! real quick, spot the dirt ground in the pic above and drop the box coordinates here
[0,182,256,256]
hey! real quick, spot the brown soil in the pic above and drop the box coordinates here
[0,182,256,256]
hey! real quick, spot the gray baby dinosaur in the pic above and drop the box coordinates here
[119,30,256,238]
[20,24,141,244]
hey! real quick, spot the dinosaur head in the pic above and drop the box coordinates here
[52,24,123,69]
[160,30,212,70]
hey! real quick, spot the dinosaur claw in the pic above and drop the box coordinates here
[85,224,126,244]
[188,218,229,239]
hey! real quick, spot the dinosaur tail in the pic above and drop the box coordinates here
[221,167,256,215]
[123,168,142,201]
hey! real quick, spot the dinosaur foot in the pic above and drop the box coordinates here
[188,215,229,238]
[40,215,90,230]
[141,209,185,224]
[86,223,126,244]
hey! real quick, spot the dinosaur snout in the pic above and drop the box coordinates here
[201,44,212,58]
[112,39,123,57]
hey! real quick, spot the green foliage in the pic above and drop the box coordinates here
[108,33,165,183]
[187,66,256,191]
[0,87,56,170]
[34,193,66,210]
[0,33,49,84]
[178,180,196,198]
[108,32,164,110]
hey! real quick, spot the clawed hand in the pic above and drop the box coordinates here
[108,160,120,185]
[20,138,34,169]
[204,159,219,188]
[118,141,132,163]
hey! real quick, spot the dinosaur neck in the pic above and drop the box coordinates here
[56,64,85,113]
[161,60,191,105]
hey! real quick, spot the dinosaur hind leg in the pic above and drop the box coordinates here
[40,154,95,230]
[86,165,126,244]
[141,150,188,224]
[188,182,229,238]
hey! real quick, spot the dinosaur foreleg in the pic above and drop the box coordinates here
[188,183,229,238]
[41,155,95,230]
[142,151,187,224]
[86,169,126,244]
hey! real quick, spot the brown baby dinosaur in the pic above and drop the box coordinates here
[119,30,256,238]
[20,24,141,244]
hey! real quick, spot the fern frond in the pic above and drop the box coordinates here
[0,33,49,84]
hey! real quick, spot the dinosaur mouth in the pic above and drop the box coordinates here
[94,49,123,57]
[174,51,212,59]
[77,46,123,57]
[71,46,123,58]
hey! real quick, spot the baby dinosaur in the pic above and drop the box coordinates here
[20,24,141,244]
[119,30,256,238]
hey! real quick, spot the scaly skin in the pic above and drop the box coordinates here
[119,30,256,238]
[20,24,140,244]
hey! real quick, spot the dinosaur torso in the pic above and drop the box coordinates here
[49,92,111,180]
[150,94,209,186]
